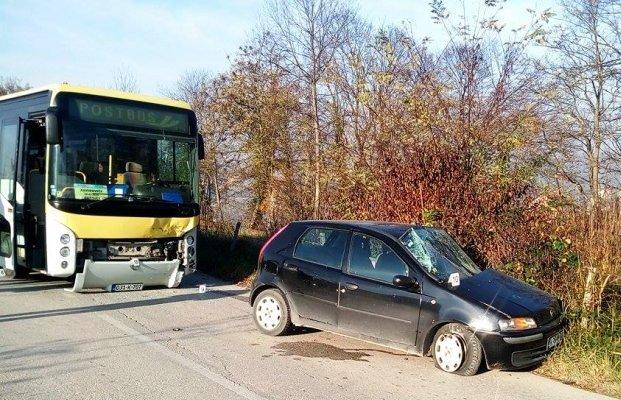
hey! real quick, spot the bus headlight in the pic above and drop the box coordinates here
[60,247,70,257]
[46,220,77,277]
[182,228,197,273]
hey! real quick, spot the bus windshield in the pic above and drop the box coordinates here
[49,121,199,204]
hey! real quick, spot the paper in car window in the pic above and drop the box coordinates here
[74,184,108,200]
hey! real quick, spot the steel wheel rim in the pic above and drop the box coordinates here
[435,333,464,372]
[256,295,282,331]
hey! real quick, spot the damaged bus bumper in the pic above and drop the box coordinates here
[71,259,185,292]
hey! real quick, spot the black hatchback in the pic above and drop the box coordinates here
[250,221,566,375]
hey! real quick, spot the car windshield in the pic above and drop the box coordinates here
[48,121,198,204]
[399,227,481,281]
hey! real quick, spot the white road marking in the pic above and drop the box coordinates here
[98,313,267,400]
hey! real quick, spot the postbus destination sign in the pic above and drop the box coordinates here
[68,97,190,134]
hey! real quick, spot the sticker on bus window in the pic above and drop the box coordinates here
[162,192,183,203]
[74,184,108,200]
[107,184,128,197]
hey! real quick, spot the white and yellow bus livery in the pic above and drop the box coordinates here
[0,84,202,291]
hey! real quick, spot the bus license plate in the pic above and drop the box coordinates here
[111,283,143,292]
[547,332,563,349]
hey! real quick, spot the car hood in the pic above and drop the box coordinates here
[454,269,558,319]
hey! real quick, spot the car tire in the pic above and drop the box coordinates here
[253,288,292,336]
[432,323,483,376]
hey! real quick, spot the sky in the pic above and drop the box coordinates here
[0,0,557,96]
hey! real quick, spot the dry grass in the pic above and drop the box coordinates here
[537,312,621,398]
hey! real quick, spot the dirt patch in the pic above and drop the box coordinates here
[272,341,371,362]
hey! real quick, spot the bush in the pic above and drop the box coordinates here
[196,229,265,285]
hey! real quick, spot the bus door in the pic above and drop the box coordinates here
[15,118,47,270]
[0,199,14,272]
[0,119,19,274]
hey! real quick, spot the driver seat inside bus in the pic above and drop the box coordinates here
[124,162,146,187]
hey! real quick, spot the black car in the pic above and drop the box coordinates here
[250,221,566,375]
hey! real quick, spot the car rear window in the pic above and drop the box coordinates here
[293,227,348,269]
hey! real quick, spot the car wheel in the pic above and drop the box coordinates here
[253,289,292,336]
[432,323,483,376]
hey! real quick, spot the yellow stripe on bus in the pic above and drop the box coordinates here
[46,205,198,239]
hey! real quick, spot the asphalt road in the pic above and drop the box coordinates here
[0,272,611,400]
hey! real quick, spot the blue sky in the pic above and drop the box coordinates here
[0,0,556,95]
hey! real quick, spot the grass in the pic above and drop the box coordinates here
[537,312,621,398]
[197,229,621,398]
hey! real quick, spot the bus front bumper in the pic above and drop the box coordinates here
[71,259,184,292]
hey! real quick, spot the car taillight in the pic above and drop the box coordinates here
[259,224,289,259]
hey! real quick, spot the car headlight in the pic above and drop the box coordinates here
[186,235,195,245]
[498,317,537,331]
[470,316,496,332]
[60,234,71,244]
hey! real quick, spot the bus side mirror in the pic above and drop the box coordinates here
[46,107,60,144]
[197,134,205,160]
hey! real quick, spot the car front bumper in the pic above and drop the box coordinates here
[476,316,568,370]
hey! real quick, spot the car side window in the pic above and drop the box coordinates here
[348,233,408,283]
[293,227,348,269]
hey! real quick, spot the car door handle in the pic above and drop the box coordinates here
[282,262,298,272]
[342,282,359,291]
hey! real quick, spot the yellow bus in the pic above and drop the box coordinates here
[0,84,202,292]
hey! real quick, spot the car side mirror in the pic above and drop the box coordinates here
[46,107,60,145]
[393,275,420,292]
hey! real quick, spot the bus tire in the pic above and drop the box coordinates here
[3,265,29,280]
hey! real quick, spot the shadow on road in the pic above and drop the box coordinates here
[0,272,72,293]
[0,287,248,323]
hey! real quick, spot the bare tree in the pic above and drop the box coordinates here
[541,0,621,319]
[264,0,356,218]
[110,66,139,93]
[543,0,621,201]
[0,76,30,96]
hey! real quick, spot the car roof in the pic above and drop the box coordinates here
[294,220,425,239]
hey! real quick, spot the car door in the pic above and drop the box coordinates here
[338,232,422,347]
[280,227,349,327]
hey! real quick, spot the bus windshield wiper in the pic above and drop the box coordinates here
[127,194,181,205]
[81,194,129,210]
